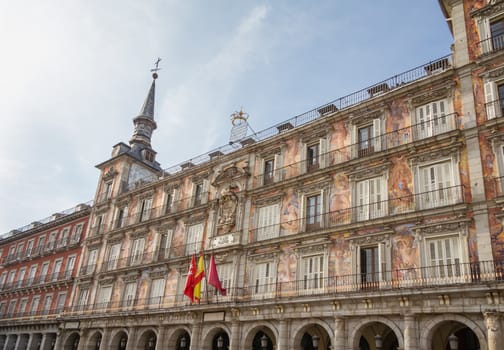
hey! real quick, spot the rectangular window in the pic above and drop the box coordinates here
[97,286,112,309]
[216,263,233,297]
[8,245,15,259]
[256,204,280,241]
[18,298,28,316]
[427,236,461,281]
[71,224,83,243]
[307,143,320,172]
[415,100,449,139]
[0,302,6,317]
[139,198,153,222]
[46,232,57,251]
[7,270,16,288]
[123,282,137,307]
[0,272,7,288]
[85,249,98,274]
[305,194,322,231]
[30,296,40,315]
[77,289,89,309]
[149,278,165,305]
[65,256,76,278]
[25,239,34,258]
[253,262,275,297]
[159,229,174,260]
[55,293,66,313]
[27,265,37,286]
[360,246,380,289]
[263,158,275,185]
[358,124,374,156]
[491,17,504,51]
[130,238,145,265]
[194,183,203,206]
[419,161,455,209]
[485,81,504,119]
[42,294,53,315]
[116,206,128,228]
[356,177,386,221]
[59,227,70,247]
[301,255,324,293]
[51,259,63,281]
[36,236,45,255]
[107,243,121,271]
[15,242,24,259]
[40,262,49,283]
[7,300,17,317]
[185,223,203,255]
[17,267,26,288]
[164,192,173,214]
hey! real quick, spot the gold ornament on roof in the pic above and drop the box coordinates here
[230,107,249,126]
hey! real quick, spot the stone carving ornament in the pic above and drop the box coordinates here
[217,186,239,232]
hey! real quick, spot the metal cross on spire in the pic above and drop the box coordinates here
[151,57,162,79]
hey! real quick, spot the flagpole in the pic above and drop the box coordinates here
[203,250,209,304]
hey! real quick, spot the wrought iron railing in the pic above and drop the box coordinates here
[0,269,74,293]
[476,34,504,57]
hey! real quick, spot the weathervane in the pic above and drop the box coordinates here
[151,57,162,79]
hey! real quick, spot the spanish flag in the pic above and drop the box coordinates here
[193,255,205,302]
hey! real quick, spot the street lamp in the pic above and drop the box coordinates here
[120,337,127,349]
[96,336,101,350]
[260,334,268,350]
[448,334,459,350]
[148,337,155,349]
[180,336,187,349]
[217,335,224,350]
[374,335,383,350]
[312,335,320,350]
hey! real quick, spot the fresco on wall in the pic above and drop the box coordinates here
[465,0,486,60]
[138,270,150,301]
[329,173,351,224]
[172,220,186,257]
[164,268,180,305]
[280,189,299,235]
[392,224,418,280]
[283,138,300,178]
[489,209,504,260]
[467,219,479,263]
[277,245,297,294]
[388,156,414,214]
[459,148,473,203]
[330,120,350,164]
[329,236,352,280]
[386,98,411,147]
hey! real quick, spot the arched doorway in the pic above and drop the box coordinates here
[212,331,229,350]
[356,322,398,350]
[252,331,273,350]
[431,321,480,350]
[176,331,190,350]
[64,333,80,350]
[136,330,157,350]
[87,332,102,350]
[110,331,128,350]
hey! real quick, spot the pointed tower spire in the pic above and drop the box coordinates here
[128,59,162,169]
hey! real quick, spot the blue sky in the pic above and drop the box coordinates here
[0,1,452,234]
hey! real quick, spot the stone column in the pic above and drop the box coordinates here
[485,310,502,350]
[277,320,288,350]
[229,322,240,350]
[190,323,201,350]
[100,328,112,350]
[125,328,137,350]
[38,335,47,350]
[333,317,345,350]
[403,314,418,350]
[155,327,167,350]
[52,331,63,350]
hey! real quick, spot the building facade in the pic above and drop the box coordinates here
[0,203,91,350]
[4,0,504,349]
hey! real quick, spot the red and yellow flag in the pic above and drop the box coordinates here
[193,255,205,302]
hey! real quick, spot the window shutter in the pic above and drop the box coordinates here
[300,143,308,174]
[201,179,210,204]
[258,157,265,186]
[479,17,491,53]
[274,153,283,182]
[373,119,382,151]
[485,81,498,119]
[172,188,180,211]
[319,138,328,169]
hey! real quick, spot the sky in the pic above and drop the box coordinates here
[0,0,453,234]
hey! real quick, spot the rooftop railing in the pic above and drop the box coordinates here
[62,259,503,318]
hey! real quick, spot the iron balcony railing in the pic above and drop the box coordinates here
[100,252,154,273]
[120,55,452,193]
[0,306,66,321]
[63,259,504,317]
[476,34,504,57]
[0,269,74,293]
[484,98,504,121]
[254,112,459,187]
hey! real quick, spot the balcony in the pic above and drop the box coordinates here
[476,34,504,57]
[0,270,73,293]
[485,98,504,121]
[0,306,64,322]
[89,224,107,236]
[253,112,458,187]
[63,259,503,317]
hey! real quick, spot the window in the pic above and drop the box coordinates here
[159,229,174,260]
[194,183,203,206]
[7,270,16,288]
[94,215,104,235]
[357,119,382,156]
[46,231,57,251]
[418,161,455,209]
[305,194,322,231]
[123,282,137,307]
[52,259,63,281]
[71,224,83,243]
[65,256,76,278]
[360,246,380,289]
[149,278,165,305]
[77,289,89,309]
[27,265,37,286]
[59,227,70,247]
[96,285,112,309]
[164,192,173,214]
[185,223,203,255]
[107,243,121,270]
[104,181,113,200]
[263,158,275,185]
[307,142,319,171]
[130,238,145,265]
[30,296,40,315]
[15,242,24,259]
[39,262,49,283]
[17,267,26,288]
[116,206,128,228]
[0,272,7,289]
[36,236,45,255]
[7,300,17,317]
[301,138,328,173]
[215,263,233,297]
[18,298,28,316]
[0,302,6,317]
[426,236,461,282]
[42,294,53,315]
[7,245,15,261]
[25,239,34,257]
[491,17,504,51]
[484,80,504,119]
[256,204,280,241]
[415,100,450,139]
[356,176,386,221]
[138,198,152,222]
[253,262,275,297]
[300,255,325,294]
[55,293,66,313]
[85,249,98,274]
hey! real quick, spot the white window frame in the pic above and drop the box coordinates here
[96,285,113,309]
[42,294,53,314]
[47,231,57,251]
[107,243,122,270]
[415,99,452,139]
[138,198,153,222]
[123,282,137,307]
[7,299,17,317]
[7,270,16,287]
[185,223,204,255]
[417,159,457,209]
[130,237,145,265]
[159,229,174,259]
[18,298,28,316]
[30,296,40,315]
[25,239,34,257]
[51,259,63,281]
[258,152,283,185]
[0,271,7,288]
[299,254,326,295]
[355,175,387,221]
[65,255,76,278]
[17,267,26,288]
[59,227,70,247]
[77,288,89,309]
[36,235,45,255]
[477,10,504,55]
[299,189,327,232]
[252,261,276,298]
[40,262,49,283]
[300,137,328,174]
[350,235,392,290]
[55,292,66,313]
[149,278,166,305]
[15,242,24,259]
[27,265,37,286]
[256,203,280,241]
[484,77,504,120]
[351,116,383,158]
[215,263,233,299]
[71,224,84,243]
